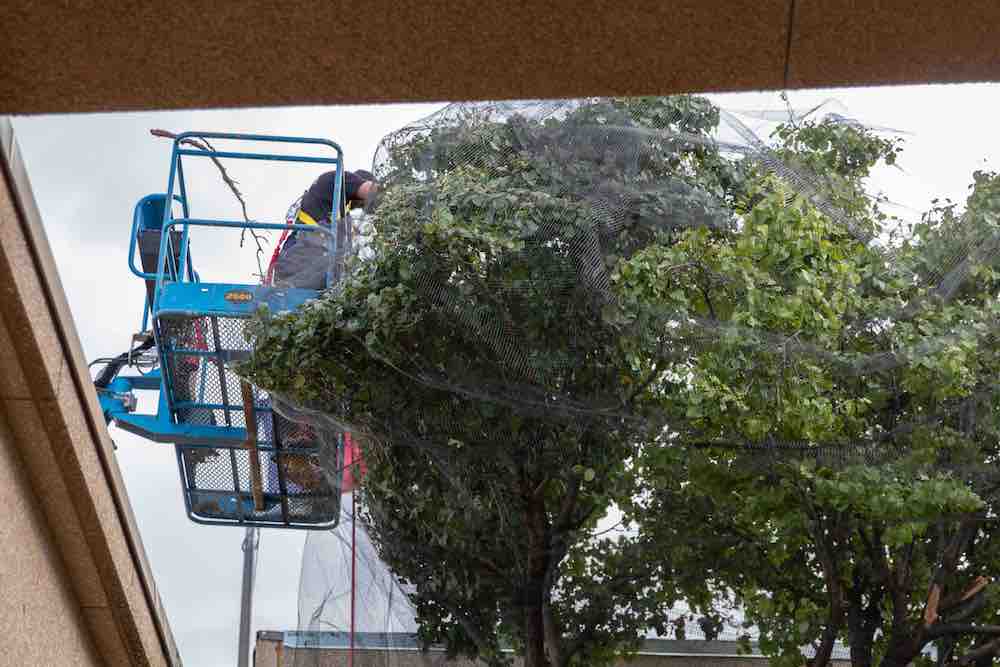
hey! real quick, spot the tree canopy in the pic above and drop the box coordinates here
[241,97,1000,667]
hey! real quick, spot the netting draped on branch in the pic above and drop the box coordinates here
[237,96,1000,667]
[245,97,1000,473]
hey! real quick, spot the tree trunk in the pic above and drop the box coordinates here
[846,579,879,667]
[850,639,873,667]
[522,470,556,667]
[880,636,922,667]
[524,599,548,667]
[543,595,563,667]
[847,611,875,667]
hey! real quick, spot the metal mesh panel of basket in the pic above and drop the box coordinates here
[160,315,243,426]
[180,445,338,525]
[161,311,340,525]
[181,447,231,489]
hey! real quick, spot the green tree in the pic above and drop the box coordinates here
[242,97,1000,667]
[242,97,740,667]
[621,121,1000,667]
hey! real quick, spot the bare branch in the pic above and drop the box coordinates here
[951,637,1000,666]
[928,624,1000,640]
[940,577,990,616]
[803,504,844,667]
[150,129,271,281]
[944,585,992,624]
[925,583,943,627]
[926,521,978,627]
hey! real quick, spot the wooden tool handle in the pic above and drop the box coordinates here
[240,381,266,512]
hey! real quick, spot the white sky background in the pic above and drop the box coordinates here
[11,82,1000,666]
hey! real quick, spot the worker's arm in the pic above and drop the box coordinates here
[356,179,377,203]
[301,170,377,222]
[343,170,378,206]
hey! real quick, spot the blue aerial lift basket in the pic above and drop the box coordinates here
[96,132,347,530]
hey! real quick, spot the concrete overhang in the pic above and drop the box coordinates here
[3,1,1000,114]
[0,117,181,665]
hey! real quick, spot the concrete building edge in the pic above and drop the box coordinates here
[0,115,182,666]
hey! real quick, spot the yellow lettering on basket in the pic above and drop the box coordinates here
[224,290,254,303]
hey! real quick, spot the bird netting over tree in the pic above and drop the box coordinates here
[238,97,1000,667]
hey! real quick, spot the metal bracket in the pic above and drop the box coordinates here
[128,331,157,368]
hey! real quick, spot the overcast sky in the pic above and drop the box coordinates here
[11,82,1000,666]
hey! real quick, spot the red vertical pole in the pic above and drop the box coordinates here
[349,478,357,667]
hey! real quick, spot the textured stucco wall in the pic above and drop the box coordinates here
[0,117,181,665]
[0,397,100,665]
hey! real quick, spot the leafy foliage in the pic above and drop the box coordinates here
[241,97,1000,667]
[623,121,1000,667]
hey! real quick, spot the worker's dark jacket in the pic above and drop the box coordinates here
[273,170,369,290]
[298,170,369,226]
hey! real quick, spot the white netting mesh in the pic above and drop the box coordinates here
[238,96,1000,667]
